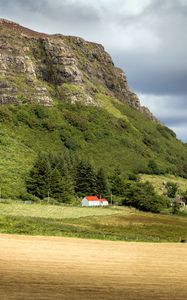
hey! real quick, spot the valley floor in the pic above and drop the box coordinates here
[0,234,187,300]
[0,204,187,242]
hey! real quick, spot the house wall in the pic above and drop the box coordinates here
[82,198,89,206]
[102,201,109,206]
[87,201,101,206]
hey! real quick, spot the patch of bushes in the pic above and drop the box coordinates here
[165,181,178,198]
[157,124,176,138]
[64,110,88,131]
[147,159,161,175]
[16,110,38,128]
[41,119,56,131]
[20,192,40,202]
[122,181,170,213]
[33,106,49,119]
[117,118,128,129]
[64,138,78,150]
[0,106,12,122]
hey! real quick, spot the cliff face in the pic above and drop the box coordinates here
[0,19,153,118]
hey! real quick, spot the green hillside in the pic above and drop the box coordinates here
[0,100,187,198]
[0,19,187,199]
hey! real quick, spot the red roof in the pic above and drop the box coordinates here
[85,196,108,202]
[85,196,99,201]
[99,198,108,202]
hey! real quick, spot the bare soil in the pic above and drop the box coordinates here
[0,234,187,300]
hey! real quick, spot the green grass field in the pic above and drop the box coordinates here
[0,203,121,219]
[0,203,187,242]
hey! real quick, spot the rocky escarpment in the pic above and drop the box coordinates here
[0,19,154,119]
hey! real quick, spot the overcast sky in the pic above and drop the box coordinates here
[1,0,187,141]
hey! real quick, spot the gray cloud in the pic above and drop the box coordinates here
[0,0,100,34]
[0,0,186,141]
[140,94,187,141]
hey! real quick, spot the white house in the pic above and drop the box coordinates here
[82,196,109,207]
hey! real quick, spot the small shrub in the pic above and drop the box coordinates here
[165,182,178,198]
[84,131,95,142]
[172,201,181,215]
[59,129,72,142]
[117,118,128,129]
[0,106,12,122]
[20,192,40,202]
[64,110,88,131]
[128,173,140,181]
[33,106,49,119]
[42,120,56,131]
[147,159,160,175]
[16,110,38,127]
[64,138,78,150]
[143,135,154,147]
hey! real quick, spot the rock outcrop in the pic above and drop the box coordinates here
[0,19,155,119]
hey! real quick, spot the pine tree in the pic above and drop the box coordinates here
[60,173,75,203]
[110,168,125,196]
[75,160,97,195]
[59,162,75,202]
[27,152,75,202]
[96,167,109,197]
[49,168,64,199]
[26,153,52,199]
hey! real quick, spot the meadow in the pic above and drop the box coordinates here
[0,202,121,219]
[0,203,187,242]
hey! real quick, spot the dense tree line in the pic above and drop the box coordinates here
[122,181,170,213]
[26,152,75,202]
[26,152,109,202]
[26,152,171,213]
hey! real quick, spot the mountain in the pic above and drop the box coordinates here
[0,19,187,198]
[0,18,154,116]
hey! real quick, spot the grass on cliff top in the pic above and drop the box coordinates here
[0,203,187,242]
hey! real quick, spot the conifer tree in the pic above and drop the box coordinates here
[75,160,97,195]
[96,167,109,197]
[110,168,125,196]
[49,168,64,199]
[60,173,75,203]
[26,153,52,199]
[27,152,75,201]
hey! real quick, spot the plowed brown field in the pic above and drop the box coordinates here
[0,234,187,300]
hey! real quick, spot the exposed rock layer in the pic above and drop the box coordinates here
[0,19,154,119]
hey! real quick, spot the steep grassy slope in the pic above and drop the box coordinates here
[0,101,187,198]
